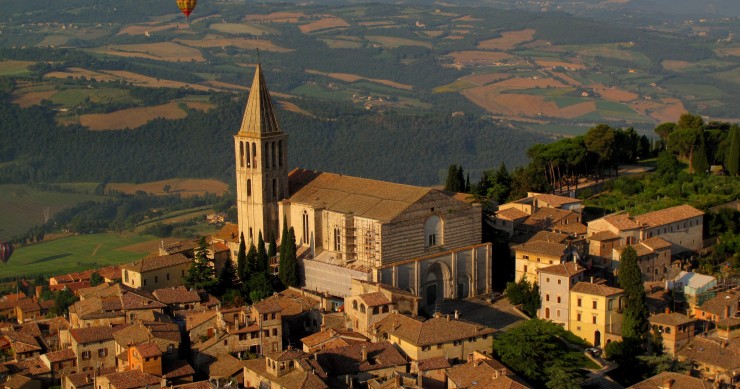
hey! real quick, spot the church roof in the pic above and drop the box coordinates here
[287,169,433,222]
[239,64,281,135]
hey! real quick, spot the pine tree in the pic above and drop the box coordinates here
[618,246,648,340]
[185,237,217,292]
[257,231,268,272]
[236,233,247,282]
[691,130,709,175]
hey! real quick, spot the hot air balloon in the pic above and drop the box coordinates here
[176,0,197,20]
[0,242,13,264]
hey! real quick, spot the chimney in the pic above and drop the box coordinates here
[663,378,674,389]
[724,305,730,319]
[665,307,671,314]
[590,277,594,283]
[454,310,459,320]
[446,314,451,321]
[361,345,367,362]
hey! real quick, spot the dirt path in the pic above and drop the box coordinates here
[91,243,103,257]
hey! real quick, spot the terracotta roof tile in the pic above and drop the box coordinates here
[163,360,195,379]
[571,282,623,297]
[512,241,566,258]
[316,341,406,375]
[288,168,437,222]
[527,231,570,244]
[43,348,76,362]
[243,358,328,389]
[496,208,529,220]
[634,205,704,228]
[446,358,531,389]
[416,356,450,371]
[185,311,216,331]
[358,292,391,307]
[120,253,190,273]
[648,312,694,326]
[697,291,738,317]
[373,313,495,347]
[70,325,124,344]
[537,262,585,278]
[252,301,281,314]
[553,222,587,236]
[601,213,641,230]
[676,337,739,371]
[265,348,308,362]
[640,237,672,250]
[173,382,212,389]
[65,367,117,387]
[134,343,162,358]
[153,286,201,305]
[628,371,712,389]
[208,354,244,377]
[533,194,582,207]
[588,231,620,241]
[101,369,162,389]
[17,356,50,375]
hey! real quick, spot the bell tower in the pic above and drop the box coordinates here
[234,64,289,244]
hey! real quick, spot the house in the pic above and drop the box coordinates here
[234,65,492,305]
[112,323,180,369]
[39,349,77,380]
[518,207,582,234]
[127,343,162,376]
[316,342,407,387]
[300,328,367,354]
[242,349,327,389]
[60,367,116,389]
[445,351,531,388]
[253,289,323,347]
[537,262,586,329]
[184,311,217,344]
[513,240,567,282]
[648,310,695,356]
[628,371,712,389]
[345,279,419,337]
[569,281,624,347]
[68,284,167,328]
[63,325,123,371]
[370,312,494,363]
[15,299,53,323]
[491,208,529,236]
[587,231,621,268]
[0,332,43,361]
[152,287,204,313]
[587,205,704,256]
[95,369,162,389]
[694,290,738,323]
[206,354,244,387]
[613,237,673,281]
[410,356,449,389]
[676,336,739,387]
[121,254,191,292]
[3,374,42,389]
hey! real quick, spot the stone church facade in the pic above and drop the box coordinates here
[234,65,492,305]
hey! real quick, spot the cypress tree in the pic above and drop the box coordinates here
[280,227,299,287]
[216,256,239,296]
[236,233,247,282]
[726,125,740,176]
[444,164,459,191]
[691,130,709,175]
[618,246,648,340]
[257,231,268,272]
[185,237,217,292]
[268,234,277,258]
[246,243,258,274]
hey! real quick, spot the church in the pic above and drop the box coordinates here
[233,65,492,306]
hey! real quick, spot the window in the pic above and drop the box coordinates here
[154,276,158,284]
[523,255,529,260]
[278,140,283,167]
[247,179,251,196]
[468,337,476,343]
[453,340,461,346]
[143,279,147,286]
[302,211,309,245]
[557,296,561,304]
[360,304,366,314]
[546,294,550,302]
[422,346,431,351]
[546,277,550,283]
[424,215,442,247]
[577,298,582,307]
[264,143,270,168]
[592,301,597,309]
[98,348,107,357]
[239,142,244,167]
[523,265,528,273]
[263,314,268,321]
[557,279,562,285]
[373,307,379,315]
[272,179,277,199]
[353,301,358,310]
[82,351,91,360]
[334,227,341,252]
[166,273,170,281]
[124,270,129,283]
[556,309,560,317]
[437,344,443,349]
[272,329,277,336]
[577,313,582,322]
[252,143,257,168]
[592,316,597,324]
[263,330,269,338]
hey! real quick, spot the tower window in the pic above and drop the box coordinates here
[246,143,251,168]
[278,140,283,167]
[239,142,245,168]
[252,143,257,168]
[334,227,341,252]
[424,215,442,247]
[272,142,277,168]
[265,143,270,168]
[247,179,252,196]
[272,179,277,199]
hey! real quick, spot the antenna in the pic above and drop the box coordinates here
[256,48,261,65]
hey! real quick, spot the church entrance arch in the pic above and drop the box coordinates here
[423,261,451,306]
[457,274,471,299]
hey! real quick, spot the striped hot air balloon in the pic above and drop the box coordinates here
[0,242,13,264]
[176,0,197,20]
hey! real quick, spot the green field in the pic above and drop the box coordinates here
[50,88,136,107]
[210,23,280,36]
[0,233,160,278]
[0,184,104,239]
[291,83,352,101]
[0,60,34,76]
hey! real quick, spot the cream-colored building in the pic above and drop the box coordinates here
[537,262,586,329]
[370,312,494,363]
[344,279,419,337]
[121,254,191,292]
[513,240,567,282]
[233,65,491,304]
[613,237,672,281]
[569,281,624,347]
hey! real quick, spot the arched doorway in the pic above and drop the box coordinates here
[423,262,450,306]
[594,330,601,347]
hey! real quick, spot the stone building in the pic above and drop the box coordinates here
[648,310,695,356]
[121,254,191,292]
[537,262,586,329]
[613,237,673,282]
[233,65,491,304]
[513,240,567,283]
[344,279,419,337]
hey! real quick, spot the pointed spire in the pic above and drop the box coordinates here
[239,63,281,135]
